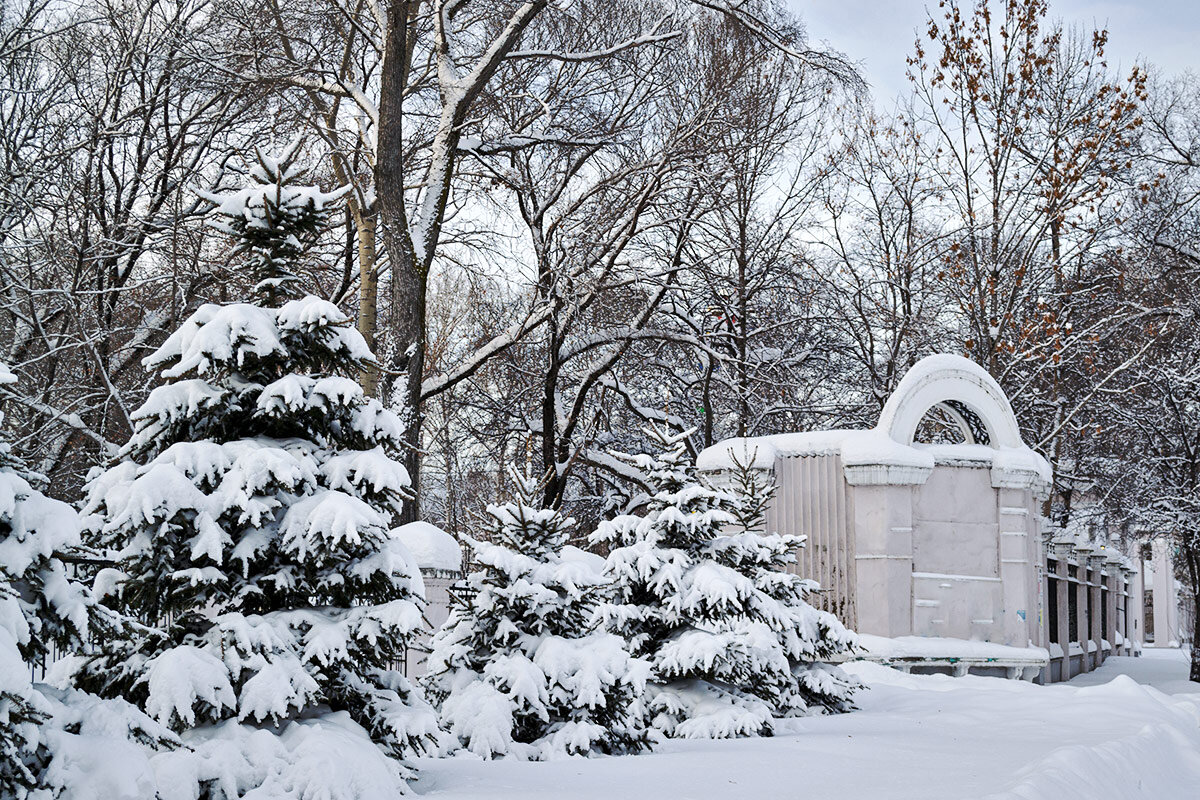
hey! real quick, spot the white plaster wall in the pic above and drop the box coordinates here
[849,483,915,638]
[768,455,857,625]
[404,572,456,678]
[424,574,455,632]
[911,468,998,641]
[911,571,1003,640]
[913,518,999,577]
[841,461,1042,648]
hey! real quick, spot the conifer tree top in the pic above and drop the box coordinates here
[198,140,348,306]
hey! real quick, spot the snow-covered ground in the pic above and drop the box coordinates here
[415,649,1200,799]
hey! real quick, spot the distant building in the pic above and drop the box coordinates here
[1141,537,1194,649]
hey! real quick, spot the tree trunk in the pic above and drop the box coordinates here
[357,213,380,396]
[1188,550,1200,683]
[1190,592,1200,683]
[540,347,562,510]
[385,248,426,525]
[376,0,425,523]
[701,359,715,448]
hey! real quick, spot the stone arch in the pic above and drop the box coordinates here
[876,355,1025,449]
[911,401,989,445]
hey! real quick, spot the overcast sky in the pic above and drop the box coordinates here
[791,0,1200,103]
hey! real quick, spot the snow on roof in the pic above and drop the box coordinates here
[697,429,934,472]
[919,442,1052,484]
[393,521,462,572]
[698,429,1051,488]
[697,355,1051,485]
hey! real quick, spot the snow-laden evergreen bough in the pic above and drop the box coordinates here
[66,149,437,796]
[423,474,650,760]
[591,427,857,740]
[0,363,176,799]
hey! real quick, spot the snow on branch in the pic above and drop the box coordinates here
[507,28,682,63]
[577,447,652,495]
[420,304,553,400]
[0,386,120,457]
[457,134,613,155]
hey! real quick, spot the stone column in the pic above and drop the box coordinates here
[849,482,917,638]
[1130,562,1146,652]
[1115,569,1126,655]
[1122,567,1137,654]
[1151,537,1180,647]
[1090,557,1105,666]
[1105,565,1119,658]
[1054,553,1071,681]
[1076,558,1091,673]
[998,489,1037,648]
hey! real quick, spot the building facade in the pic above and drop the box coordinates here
[699,354,1167,682]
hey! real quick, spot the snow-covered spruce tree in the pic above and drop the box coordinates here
[423,472,649,759]
[0,361,55,795]
[591,426,771,738]
[0,364,173,798]
[720,451,857,715]
[70,152,438,790]
[592,427,852,739]
[0,629,44,796]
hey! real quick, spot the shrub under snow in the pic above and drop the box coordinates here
[592,426,856,740]
[0,363,175,799]
[720,452,858,715]
[424,475,650,760]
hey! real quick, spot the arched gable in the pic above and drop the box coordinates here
[876,355,1026,449]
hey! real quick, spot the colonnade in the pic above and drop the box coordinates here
[1045,540,1136,682]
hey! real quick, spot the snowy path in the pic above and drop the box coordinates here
[415,652,1200,799]
[1067,647,1198,695]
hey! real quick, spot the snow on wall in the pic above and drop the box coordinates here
[390,522,463,679]
[697,428,1050,488]
[697,354,1050,489]
[697,429,934,473]
[393,521,463,573]
[850,634,1049,663]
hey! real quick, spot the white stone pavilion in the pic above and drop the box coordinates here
[699,354,1154,682]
